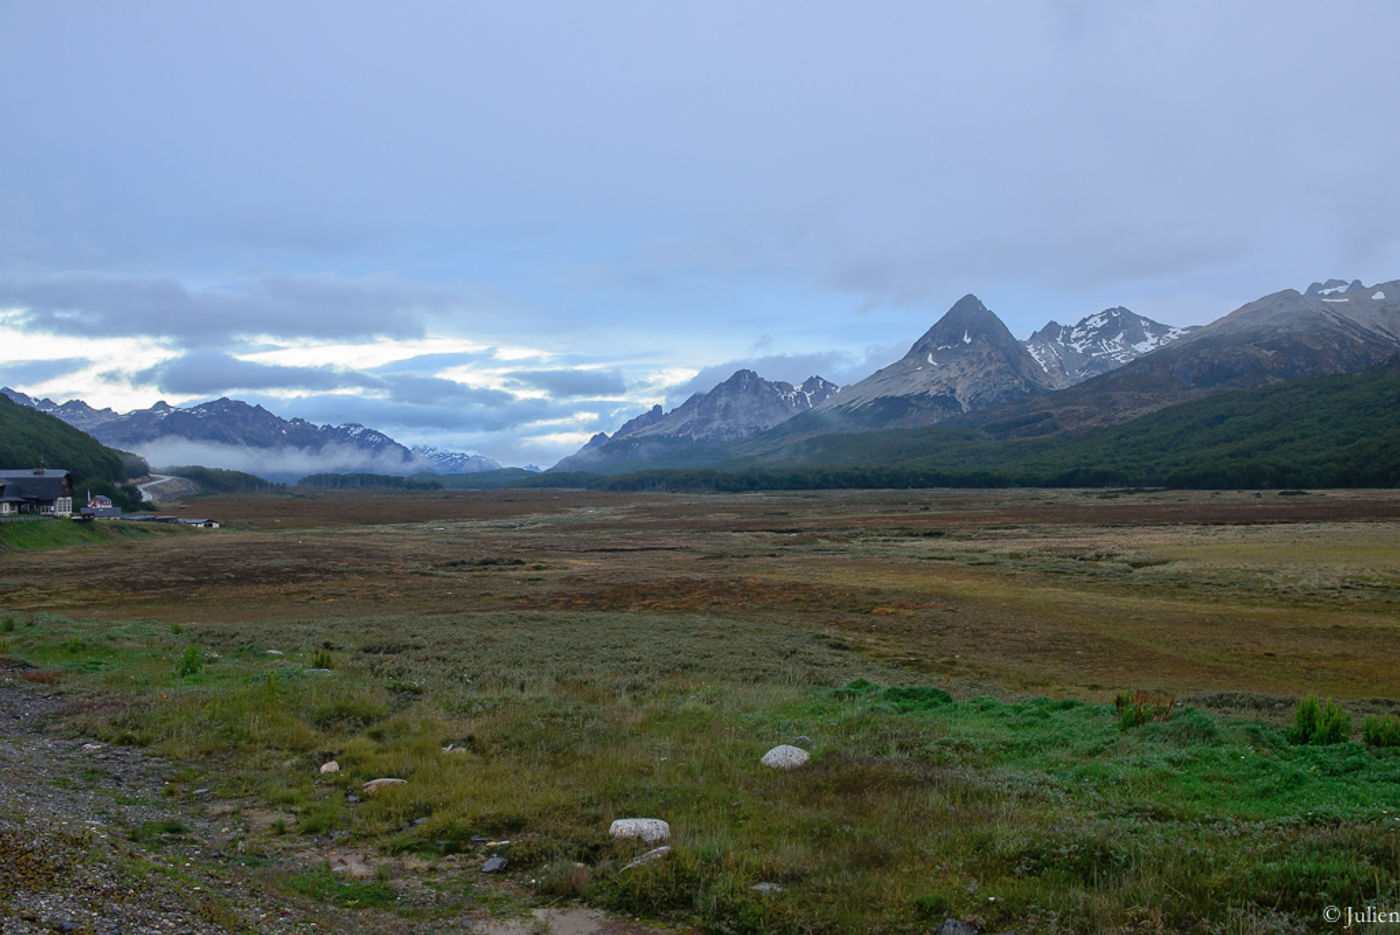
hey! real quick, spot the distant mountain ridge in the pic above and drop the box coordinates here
[0,390,501,481]
[553,369,838,472]
[807,295,1055,430]
[967,277,1400,439]
[1024,307,1195,389]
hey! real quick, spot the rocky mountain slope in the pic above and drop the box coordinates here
[802,294,1055,430]
[553,370,837,471]
[1024,307,1195,389]
[970,278,1400,438]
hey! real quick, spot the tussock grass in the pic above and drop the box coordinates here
[10,608,1399,933]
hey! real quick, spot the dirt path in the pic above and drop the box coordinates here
[0,677,664,935]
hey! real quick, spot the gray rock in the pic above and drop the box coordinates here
[792,735,812,748]
[934,920,979,935]
[621,845,672,871]
[760,744,809,769]
[481,856,508,873]
[608,817,670,845]
[751,882,784,894]
[361,777,407,795]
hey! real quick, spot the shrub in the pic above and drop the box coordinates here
[311,648,334,669]
[1287,695,1351,745]
[1362,713,1400,749]
[1115,691,1174,731]
[176,645,204,677]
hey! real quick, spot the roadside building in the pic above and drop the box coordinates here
[0,469,74,517]
[80,491,122,519]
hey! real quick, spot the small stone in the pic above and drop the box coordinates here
[934,920,980,935]
[470,835,490,844]
[320,760,340,773]
[361,777,407,795]
[792,735,812,748]
[265,649,284,656]
[193,788,210,796]
[760,744,810,769]
[481,856,508,873]
[609,818,670,845]
[621,845,671,871]
[346,795,362,803]
[81,742,105,752]
[751,882,784,894]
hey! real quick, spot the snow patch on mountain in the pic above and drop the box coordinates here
[1023,307,1194,389]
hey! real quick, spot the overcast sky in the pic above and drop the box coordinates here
[3,1,1398,467]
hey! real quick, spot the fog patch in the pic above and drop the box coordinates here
[136,437,422,484]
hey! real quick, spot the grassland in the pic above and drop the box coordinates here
[2,487,1398,933]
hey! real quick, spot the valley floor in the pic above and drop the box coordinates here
[2,487,1397,933]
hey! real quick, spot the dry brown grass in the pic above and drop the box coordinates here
[9,487,1399,700]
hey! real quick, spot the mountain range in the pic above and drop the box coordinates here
[0,391,500,482]
[555,298,1198,471]
[5,276,1397,485]
[553,371,839,471]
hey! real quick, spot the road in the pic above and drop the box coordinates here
[135,473,173,501]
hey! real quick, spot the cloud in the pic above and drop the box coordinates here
[506,368,627,398]
[131,438,419,483]
[134,351,379,395]
[371,351,495,374]
[272,391,587,436]
[379,374,514,407]
[0,356,92,386]
[0,271,465,345]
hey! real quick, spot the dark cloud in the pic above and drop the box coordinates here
[134,351,379,395]
[0,357,91,385]
[380,374,513,407]
[506,368,627,398]
[273,392,572,435]
[0,272,460,345]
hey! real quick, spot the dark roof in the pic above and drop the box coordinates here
[0,469,72,501]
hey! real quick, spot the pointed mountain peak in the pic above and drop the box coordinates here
[718,368,762,388]
[906,294,1016,358]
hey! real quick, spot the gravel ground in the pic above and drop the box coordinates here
[0,677,661,935]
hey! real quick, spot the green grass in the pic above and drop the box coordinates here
[0,518,167,552]
[13,608,1397,933]
[283,865,399,909]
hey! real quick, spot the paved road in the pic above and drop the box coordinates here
[135,473,173,501]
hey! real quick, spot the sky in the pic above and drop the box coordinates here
[2,0,1399,468]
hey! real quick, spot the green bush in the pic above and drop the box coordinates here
[1287,695,1352,745]
[176,645,204,677]
[1362,713,1400,749]
[1115,691,1173,731]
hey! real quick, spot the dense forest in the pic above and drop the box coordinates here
[515,362,1400,492]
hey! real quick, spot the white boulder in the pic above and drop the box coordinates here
[761,744,810,769]
[608,818,671,845]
